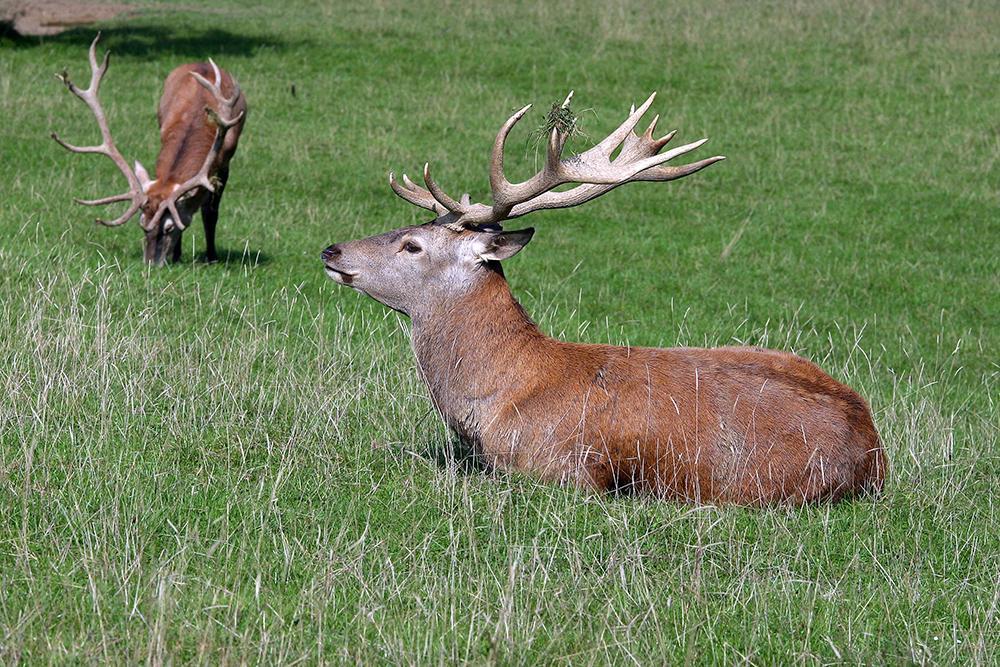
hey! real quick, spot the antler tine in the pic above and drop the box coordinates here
[421,163,464,214]
[644,115,661,140]
[633,155,727,181]
[488,103,533,211]
[652,128,676,150]
[74,192,135,206]
[389,171,448,215]
[190,67,241,110]
[50,133,103,154]
[52,32,146,226]
[83,31,109,92]
[593,92,656,155]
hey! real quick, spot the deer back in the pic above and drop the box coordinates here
[151,63,246,196]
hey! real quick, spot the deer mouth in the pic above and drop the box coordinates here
[324,265,357,284]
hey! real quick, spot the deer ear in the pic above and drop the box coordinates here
[134,160,154,191]
[474,228,535,262]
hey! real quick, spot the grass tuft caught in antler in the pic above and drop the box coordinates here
[526,91,594,164]
[541,97,581,138]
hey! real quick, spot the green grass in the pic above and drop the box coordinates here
[1,0,998,663]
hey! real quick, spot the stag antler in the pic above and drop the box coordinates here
[389,91,725,231]
[51,32,146,226]
[143,61,244,232]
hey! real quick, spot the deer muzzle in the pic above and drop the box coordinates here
[321,244,356,284]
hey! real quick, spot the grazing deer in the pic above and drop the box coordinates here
[52,34,247,265]
[321,92,886,505]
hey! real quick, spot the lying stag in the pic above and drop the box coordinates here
[321,92,886,505]
[53,34,247,265]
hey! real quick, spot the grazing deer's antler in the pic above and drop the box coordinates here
[51,32,146,227]
[142,60,245,232]
[389,91,725,231]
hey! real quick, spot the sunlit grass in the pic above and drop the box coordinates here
[1,0,997,663]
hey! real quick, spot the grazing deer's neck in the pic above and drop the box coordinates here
[409,266,548,435]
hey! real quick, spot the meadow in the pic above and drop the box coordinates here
[1,0,997,663]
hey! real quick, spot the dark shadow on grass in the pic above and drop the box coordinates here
[203,246,272,267]
[3,22,294,59]
[421,436,490,477]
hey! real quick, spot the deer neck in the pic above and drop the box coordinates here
[409,266,546,439]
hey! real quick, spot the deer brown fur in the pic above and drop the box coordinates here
[321,91,887,505]
[414,268,885,504]
[139,62,247,263]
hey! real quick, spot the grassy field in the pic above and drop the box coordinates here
[1,0,998,663]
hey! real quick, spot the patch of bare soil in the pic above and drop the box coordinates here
[1,0,134,37]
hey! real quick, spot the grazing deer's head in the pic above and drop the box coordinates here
[52,34,244,265]
[323,91,724,316]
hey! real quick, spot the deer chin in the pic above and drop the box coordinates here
[324,265,357,285]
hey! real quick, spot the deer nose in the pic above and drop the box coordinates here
[321,245,341,261]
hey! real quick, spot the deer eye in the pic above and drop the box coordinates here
[402,241,422,254]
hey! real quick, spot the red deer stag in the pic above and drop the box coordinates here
[52,34,247,265]
[321,92,886,505]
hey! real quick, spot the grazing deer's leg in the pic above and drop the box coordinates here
[171,234,183,263]
[201,165,229,263]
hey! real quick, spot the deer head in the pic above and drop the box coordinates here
[322,223,534,317]
[321,91,724,318]
[52,34,243,265]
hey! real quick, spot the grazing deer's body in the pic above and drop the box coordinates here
[142,62,247,263]
[322,91,886,505]
[53,34,246,265]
